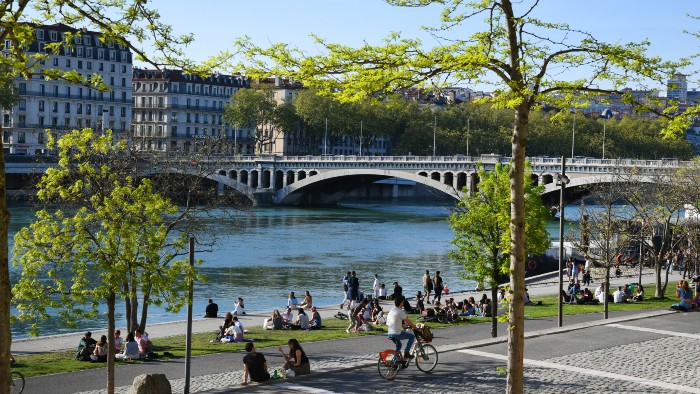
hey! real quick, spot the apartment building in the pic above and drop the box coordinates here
[1,23,132,156]
[131,68,249,153]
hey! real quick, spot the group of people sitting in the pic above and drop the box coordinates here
[671,278,700,312]
[76,328,153,362]
[215,312,255,342]
[262,306,323,331]
[345,298,385,332]
[241,338,311,386]
[561,282,645,305]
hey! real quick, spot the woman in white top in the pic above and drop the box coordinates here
[233,297,246,316]
[116,332,140,360]
[288,292,299,310]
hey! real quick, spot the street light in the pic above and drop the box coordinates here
[557,156,570,328]
[601,108,612,159]
[433,114,436,157]
[571,111,576,159]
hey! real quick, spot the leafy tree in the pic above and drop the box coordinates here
[0,2,206,391]
[223,87,279,154]
[620,169,688,298]
[12,130,197,393]
[234,1,680,390]
[449,162,550,337]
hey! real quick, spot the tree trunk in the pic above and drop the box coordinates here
[655,256,663,298]
[604,267,610,319]
[491,252,499,338]
[507,105,529,394]
[123,281,131,332]
[0,136,12,394]
[107,290,116,394]
[138,283,152,332]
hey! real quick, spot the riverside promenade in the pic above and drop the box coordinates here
[12,270,696,393]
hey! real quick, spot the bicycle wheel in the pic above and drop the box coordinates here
[377,352,401,380]
[414,343,438,373]
[11,370,25,394]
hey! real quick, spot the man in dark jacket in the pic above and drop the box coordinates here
[76,331,96,361]
[205,299,219,318]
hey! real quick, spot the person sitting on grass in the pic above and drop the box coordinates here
[241,343,270,386]
[116,332,140,361]
[671,280,693,312]
[233,297,246,316]
[281,307,294,327]
[378,283,388,300]
[310,306,323,330]
[76,331,96,361]
[263,309,284,330]
[632,284,644,302]
[90,334,108,362]
[292,308,310,330]
[613,286,629,303]
[135,329,153,356]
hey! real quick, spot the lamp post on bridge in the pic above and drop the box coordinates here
[570,110,576,159]
[601,108,612,160]
[557,156,570,328]
[433,114,436,157]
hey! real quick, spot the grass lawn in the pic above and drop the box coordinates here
[12,312,483,378]
[12,284,677,378]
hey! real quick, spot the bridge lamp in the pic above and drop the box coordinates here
[556,157,569,328]
[601,108,612,160]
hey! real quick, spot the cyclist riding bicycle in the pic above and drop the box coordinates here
[387,296,417,360]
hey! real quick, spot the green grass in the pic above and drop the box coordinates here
[519,280,677,319]
[12,285,676,378]
[12,313,474,378]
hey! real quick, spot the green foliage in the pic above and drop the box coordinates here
[11,129,194,335]
[449,162,551,288]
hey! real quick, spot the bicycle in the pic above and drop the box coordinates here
[10,370,25,394]
[377,326,438,380]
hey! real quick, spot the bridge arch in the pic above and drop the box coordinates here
[138,166,256,202]
[276,169,463,205]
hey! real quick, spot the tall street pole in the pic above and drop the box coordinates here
[433,114,436,157]
[558,156,567,328]
[571,112,576,159]
[324,117,328,156]
[184,236,194,393]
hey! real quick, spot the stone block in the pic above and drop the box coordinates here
[128,374,172,394]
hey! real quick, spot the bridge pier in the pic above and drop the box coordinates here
[252,189,276,206]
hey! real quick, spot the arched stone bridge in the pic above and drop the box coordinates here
[146,154,685,206]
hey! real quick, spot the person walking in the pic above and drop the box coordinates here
[423,270,433,304]
[433,271,444,303]
[346,271,360,310]
[339,271,351,309]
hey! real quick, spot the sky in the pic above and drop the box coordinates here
[138,0,700,91]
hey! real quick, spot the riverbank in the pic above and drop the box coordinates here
[12,267,681,356]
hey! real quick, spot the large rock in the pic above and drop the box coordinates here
[128,374,172,394]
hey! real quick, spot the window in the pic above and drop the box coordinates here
[2,114,8,126]
[171,126,177,137]
[172,112,178,121]
[109,106,114,116]
[18,115,25,127]
[50,31,57,41]
[108,41,114,48]
[65,86,71,96]
[158,111,163,121]
[110,51,115,61]
[86,104,91,115]
[64,102,70,113]
[52,117,57,126]
[121,91,126,101]
[38,116,45,127]
[121,77,126,87]
[64,117,70,127]
[121,52,127,62]
[87,61,92,70]
[52,58,58,67]
[99,62,104,71]
[83,36,90,45]
[110,64,115,72]
[65,59,71,68]
[37,30,44,40]
[18,132,25,143]
[110,76,114,86]
[186,113,191,122]
[121,65,126,73]
[77,47,83,57]
[76,118,82,128]
[120,107,126,117]
[1,131,8,143]
[39,100,44,112]
[77,103,82,114]
[98,49,104,59]
[52,102,58,113]
[77,60,82,69]
[18,100,26,110]
[86,48,92,57]
[38,42,45,53]
[18,83,26,94]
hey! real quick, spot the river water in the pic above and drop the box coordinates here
[8,198,573,338]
